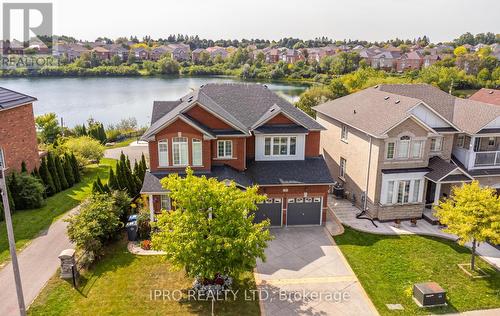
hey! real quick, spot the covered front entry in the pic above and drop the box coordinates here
[286,197,322,226]
[253,198,283,227]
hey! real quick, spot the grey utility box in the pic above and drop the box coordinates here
[413,282,446,307]
[58,249,78,279]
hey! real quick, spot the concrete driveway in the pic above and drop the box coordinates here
[104,142,149,165]
[255,227,378,315]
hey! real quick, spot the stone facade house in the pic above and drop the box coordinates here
[314,84,500,222]
[140,83,333,226]
[0,87,39,173]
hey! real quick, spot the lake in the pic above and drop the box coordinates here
[0,77,308,127]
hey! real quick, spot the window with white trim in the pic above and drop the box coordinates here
[217,140,233,158]
[160,195,171,210]
[192,139,202,166]
[488,137,496,147]
[456,135,465,148]
[397,180,411,204]
[339,157,346,179]
[386,180,395,203]
[341,124,348,142]
[172,137,188,166]
[411,140,423,159]
[397,136,411,158]
[0,148,4,169]
[264,136,297,156]
[430,137,442,152]
[383,178,423,205]
[158,140,168,167]
[386,142,395,159]
[412,180,421,203]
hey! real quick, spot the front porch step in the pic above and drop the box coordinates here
[423,208,440,225]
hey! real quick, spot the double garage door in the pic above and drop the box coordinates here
[253,197,322,227]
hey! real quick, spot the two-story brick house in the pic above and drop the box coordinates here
[313,84,500,222]
[140,83,333,226]
[0,87,39,173]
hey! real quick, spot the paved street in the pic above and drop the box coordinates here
[255,227,378,315]
[0,207,77,316]
[104,141,149,165]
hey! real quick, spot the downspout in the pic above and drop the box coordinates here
[356,134,378,227]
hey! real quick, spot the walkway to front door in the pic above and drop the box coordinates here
[255,227,378,315]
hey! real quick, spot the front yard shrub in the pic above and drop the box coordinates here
[112,190,132,222]
[61,136,105,166]
[7,172,45,210]
[66,193,122,262]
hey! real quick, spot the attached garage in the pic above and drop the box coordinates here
[253,198,282,227]
[286,197,322,226]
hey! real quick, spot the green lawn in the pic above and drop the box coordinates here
[335,227,500,315]
[0,158,116,266]
[28,237,260,316]
[105,138,137,149]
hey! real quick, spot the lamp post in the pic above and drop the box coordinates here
[0,148,26,316]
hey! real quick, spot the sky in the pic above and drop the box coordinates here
[4,0,500,43]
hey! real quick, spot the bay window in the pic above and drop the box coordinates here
[382,177,423,205]
[172,137,188,166]
[217,140,233,158]
[192,139,202,166]
[264,136,297,156]
[158,140,168,167]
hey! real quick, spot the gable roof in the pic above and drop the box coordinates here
[469,88,500,106]
[143,83,323,139]
[0,87,37,111]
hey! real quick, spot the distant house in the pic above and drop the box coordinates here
[422,54,441,68]
[0,87,40,173]
[469,88,500,105]
[191,48,206,62]
[53,43,89,61]
[206,46,228,59]
[150,45,170,61]
[132,47,149,60]
[91,46,111,60]
[168,43,190,61]
[371,51,401,71]
[264,48,281,63]
[396,51,423,72]
[106,44,129,61]
[281,49,303,64]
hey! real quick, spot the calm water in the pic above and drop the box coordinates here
[0,77,308,127]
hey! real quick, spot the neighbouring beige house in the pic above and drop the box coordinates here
[314,84,500,222]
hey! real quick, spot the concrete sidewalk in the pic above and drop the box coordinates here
[0,207,77,316]
[330,196,500,270]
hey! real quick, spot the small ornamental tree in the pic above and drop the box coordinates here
[55,155,69,190]
[70,153,81,183]
[63,155,75,187]
[39,157,56,196]
[436,181,500,270]
[151,168,272,281]
[47,152,62,192]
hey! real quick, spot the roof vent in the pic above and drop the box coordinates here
[489,90,494,94]
[395,100,400,104]
[374,85,379,88]
[263,84,268,88]
[200,84,205,88]
[353,110,357,114]
[384,96,390,100]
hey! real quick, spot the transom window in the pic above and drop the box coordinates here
[264,136,297,156]
[172,137,188,166]
[158,140,168,167]
[217,140,233,158]
[341,124,348,142]
[192,139,202,166]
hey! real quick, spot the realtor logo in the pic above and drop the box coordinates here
[2,2,53,54]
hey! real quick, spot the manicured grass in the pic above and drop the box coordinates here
[28,237,260,316]
[105,138,137,149]
[0,158,116,266]
[335,227,500,315]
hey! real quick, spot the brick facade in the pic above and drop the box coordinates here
[0,104,39,173]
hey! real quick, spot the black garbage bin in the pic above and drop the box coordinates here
[126,221,138,241]
[333,187,344,198]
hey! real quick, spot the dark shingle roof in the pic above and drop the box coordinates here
[0,87,37,111]
[151,101,182,124]
[140,156,333,192]
[425,156,458,182]
[144,83,323,139]
[245,157,334,185]
[253,125,309,134]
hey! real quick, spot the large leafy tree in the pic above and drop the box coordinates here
[436,181,500,270]
[35,113,61,144]
[151,168,272,280]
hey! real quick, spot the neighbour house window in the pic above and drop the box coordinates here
[192,139,202,166]
[172,137,188,166]
[339,158,346,179]
[0,148,4,169]
[160,195,171,210]
[158,140,168,167]
[488,137,496,147]
[411,140,423,159]
[384,178,422,205]
[456,135,465,148]
[264,136,297,156]
[430,138,442,152]
[217,140,233,158]
[386,142,395,159]
[397,136,411,158]
[341,124,348,142]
